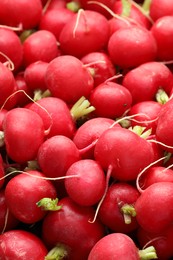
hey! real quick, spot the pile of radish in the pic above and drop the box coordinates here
[1,0,173,259]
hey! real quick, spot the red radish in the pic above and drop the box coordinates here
[137,225,173,260]
[108,26,157,69]
[89,81,132,119]
[59,10,110,58]
[15,72,33,107]
[122,61,173,104]
[0,62,17,110]
[128,101,162,134]
[65,159,106,206]
[24,61,49,92]
[155,98,173,153]
[27,97,76,139]
[23,30,60,67]
[0,0,42,30]
[42,196,105,260]
[5,170,57,224]
[108,15,133,36]
[0,230,48,259]
[73,117,120,159]
[113,0,152,29]
[0,189,19,233]
[135,182,173,233]
[94,127,154,181]
[138,166,173,191]
[45,55,94,104]
[44,0,67,11]
[3,108,45,163]
[79,0,116,18]
[88,232,157,259]
[0,28,23,72]
[150,16,173,61]
[0,155,5,189]
[37,135,80,179]
[149,0,173,22]
[0,110,8,131]
[98,182,140,234]
[39,7,75,41]
[81,52,116,87]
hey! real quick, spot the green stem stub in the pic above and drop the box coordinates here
[45,244,69,260]
[155,88,169,104]
[121,204,136,224]
[36,198,62,211]
[139,246,158,260]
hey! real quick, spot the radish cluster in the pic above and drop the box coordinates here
[1,0,173,259]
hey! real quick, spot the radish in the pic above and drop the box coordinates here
[45,55,94,104]
[27,97,76,139]
[150,16,173,61]
[94,126,154,181]
[73,117,120,159]
[4,170,57,224]
[3,107,45,163]
[59,9,110,58]
[108,26,157,69]
[122,61,173,104]
[0,189,19,233]
[24,61,49,93]
[42,196,105,260]
[23,30,60,67]
[88,232,157,260]
[80,51,116,87]
[98,182,140,234]
[0,155,5,189]
[0,28,23,72]
[39,7,75,41]
[135,182,173,233]
[149,0,173,22]
[65,159,106,206]
[128,101,162,134]
[89,81,132,119]
[0,0,43,30]
[37,135,80,179]
[137,225,173,260]
[155,97,173,153]
[137,166,173,190]
[0,230,48,259]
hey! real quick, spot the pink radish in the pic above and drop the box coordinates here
[59,9,110,58]
[65,159,106,206]
[23,30,60,67]
[45,55,94,104]
[3,107,45,163]
[108,26,157,69]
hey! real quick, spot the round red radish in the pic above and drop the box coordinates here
[42,196,105,260]
[45,55,94,104]
[81,51,116,87]
[59,10,110,58]
[65,159,106,206]
[135,182,173,233]
[73,117,119,159]
[89,81,132,119]
[3,108,45,163]
[149,0,173,22]
[0,189,19,233]
[0,28,23,72]
[28,97,76,139]
[88,233,140,260]
[5,170,57,224]
[108,26,157,69]
[39,7,75,41]
[0,0,42,30]
[98,182,140,234]
[23,30,60,67]
[151,16,173,61]
[0,230,48,259]
[24,61,49,92]
[37,135,80,179]
[94,127,154,181]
